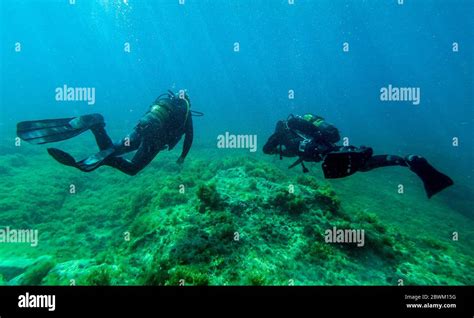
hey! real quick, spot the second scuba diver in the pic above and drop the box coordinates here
[263,114,453,198]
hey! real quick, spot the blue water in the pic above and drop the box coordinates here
[1,0,473,188]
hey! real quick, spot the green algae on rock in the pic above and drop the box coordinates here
[0,152,472,286]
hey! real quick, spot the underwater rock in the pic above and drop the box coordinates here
[296,175,320,189]
[8,255,55,285]
[84,264,112,286]
[42,259,96,285]
[0,257,36,281]
[140,257,171,286]
[8,154,28,168]
[268,190,307,215]
[313,186,340,213]
[2,152,472,286]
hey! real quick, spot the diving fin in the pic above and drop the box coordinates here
[17,114,104,145]
[47,147,115,172]
[405,155,454,198]
[76,148,115,172]
[47,148,78,168]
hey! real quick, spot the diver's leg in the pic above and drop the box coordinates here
[41,114,111,170]
[322,146,417,177]
[49,126,143,172]
[102,115,165,175]
[104,142,161,176]
[109,128,142,156]
[90,124,113,150]
[89,120,144,153]
[329,149,453,197]
[321,146,372,178]
[74,128,143,172]
[362,154,453,198]
[359,155,408,171]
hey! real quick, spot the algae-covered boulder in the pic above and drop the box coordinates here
[268,190,307,215]
[9,255,55,285]
[84,264,112,286]
[42,260,120,286]
[42,259,96,285]
[140,257,171,286]
[0,257,36,281]
[2,151,472,286]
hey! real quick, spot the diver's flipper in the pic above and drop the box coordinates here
[47,148,79,168]
[76,148,115,172]
[47,147,115,172]
[322,147,373,178]
[405,155,454,198]
[17,114,104,145]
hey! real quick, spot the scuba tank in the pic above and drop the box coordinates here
[300,114,340,143]
[154,90,204,117]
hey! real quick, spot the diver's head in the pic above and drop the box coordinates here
[171,90,191,107]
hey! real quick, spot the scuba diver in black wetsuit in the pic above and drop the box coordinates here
[17,91,202,175]
[263,114,454,198]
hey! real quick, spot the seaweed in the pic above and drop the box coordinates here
[85,265,111,286]
[168,266,209,286]
[268,190,307,215]
[196,183,222,212]
[15,256,56,285]
[1,148,473,286]
[141,258,171,286]
[247,271,267,286]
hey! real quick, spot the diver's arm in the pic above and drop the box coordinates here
[263,120,287,154]
[177,115,193,163]
[263,133,280,154]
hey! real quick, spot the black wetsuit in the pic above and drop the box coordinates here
[264,115,408,174]
[84,95,193,175]
[17,91,196,176]
[263,114,453,198]
[263,117,336,162]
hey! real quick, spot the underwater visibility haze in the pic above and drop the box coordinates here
[0,0,473,286]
